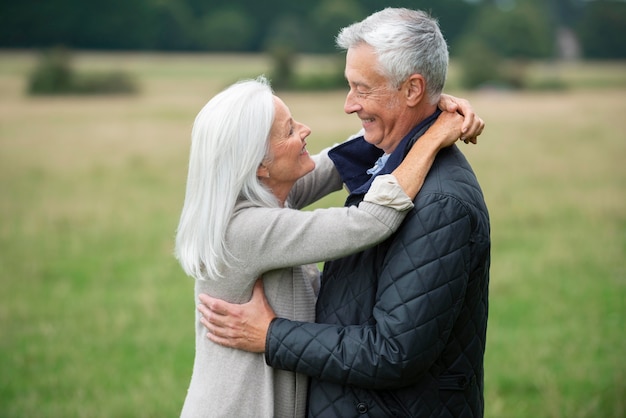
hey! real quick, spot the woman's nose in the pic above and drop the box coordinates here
[301,124,311,140]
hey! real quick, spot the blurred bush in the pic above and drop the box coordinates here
[455,1,569,91]
[27,47,138,95]
[456,37,505,90]
[268,45,296,90]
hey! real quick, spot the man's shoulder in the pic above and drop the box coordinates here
[421,146,480,194]
[409,146,487,218]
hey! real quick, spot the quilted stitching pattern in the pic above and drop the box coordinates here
[267,146,490,417]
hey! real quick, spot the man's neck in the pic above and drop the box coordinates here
[384,104,438,154]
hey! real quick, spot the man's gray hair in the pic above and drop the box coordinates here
[336,8,448,104]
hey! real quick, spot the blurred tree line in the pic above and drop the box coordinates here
[4,0,626,91]
[1,0,624,59]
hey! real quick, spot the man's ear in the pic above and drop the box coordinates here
[404,74,425,107]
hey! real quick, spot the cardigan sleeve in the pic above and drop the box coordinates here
[228,176,413,275]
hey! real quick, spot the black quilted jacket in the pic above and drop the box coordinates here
[266,112,491,417]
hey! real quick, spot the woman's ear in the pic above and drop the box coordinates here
[257,164,270,179]
[404,74,425,107]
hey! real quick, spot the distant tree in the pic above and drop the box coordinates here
[0,0,79,47]
[262,14,308,88]
[456,36,505,89]
[310,0,365,52]
[71,0,158,49]
[152,0,197,50]
[262,13,315,53]
[28,47,74,94]
[470,1,555,59]
[549,0,586,27]
[200,8,256,51]
[577,0,626,59]
[454,0,556,89]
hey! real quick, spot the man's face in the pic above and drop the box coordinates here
[343,44,411,154]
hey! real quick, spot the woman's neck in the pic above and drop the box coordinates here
[260,178,291,208]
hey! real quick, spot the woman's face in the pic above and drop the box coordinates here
[258,96,315,203]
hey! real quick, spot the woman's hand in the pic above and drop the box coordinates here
[197,279,276,353]
[438,93,485,144]
[428,110,466,149]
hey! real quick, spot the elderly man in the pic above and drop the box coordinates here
[201,8,490,417]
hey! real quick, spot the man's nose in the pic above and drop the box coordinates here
[344,91,360,114]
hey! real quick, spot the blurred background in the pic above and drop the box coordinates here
[2,0,626,90]
[0,0,624,417]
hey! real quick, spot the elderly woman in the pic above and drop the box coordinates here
[175,76,479,417]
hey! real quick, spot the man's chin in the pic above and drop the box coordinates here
[362,133,381,147]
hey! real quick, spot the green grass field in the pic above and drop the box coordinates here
[0,52,624,417]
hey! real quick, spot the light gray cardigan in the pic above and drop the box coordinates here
[180,150,413,418]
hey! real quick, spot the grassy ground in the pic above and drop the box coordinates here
[0,52,624,417]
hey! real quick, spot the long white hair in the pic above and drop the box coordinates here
[175,76,278,280]
[336,7,448,105]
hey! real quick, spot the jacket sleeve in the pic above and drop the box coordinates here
[265,193,474,389]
